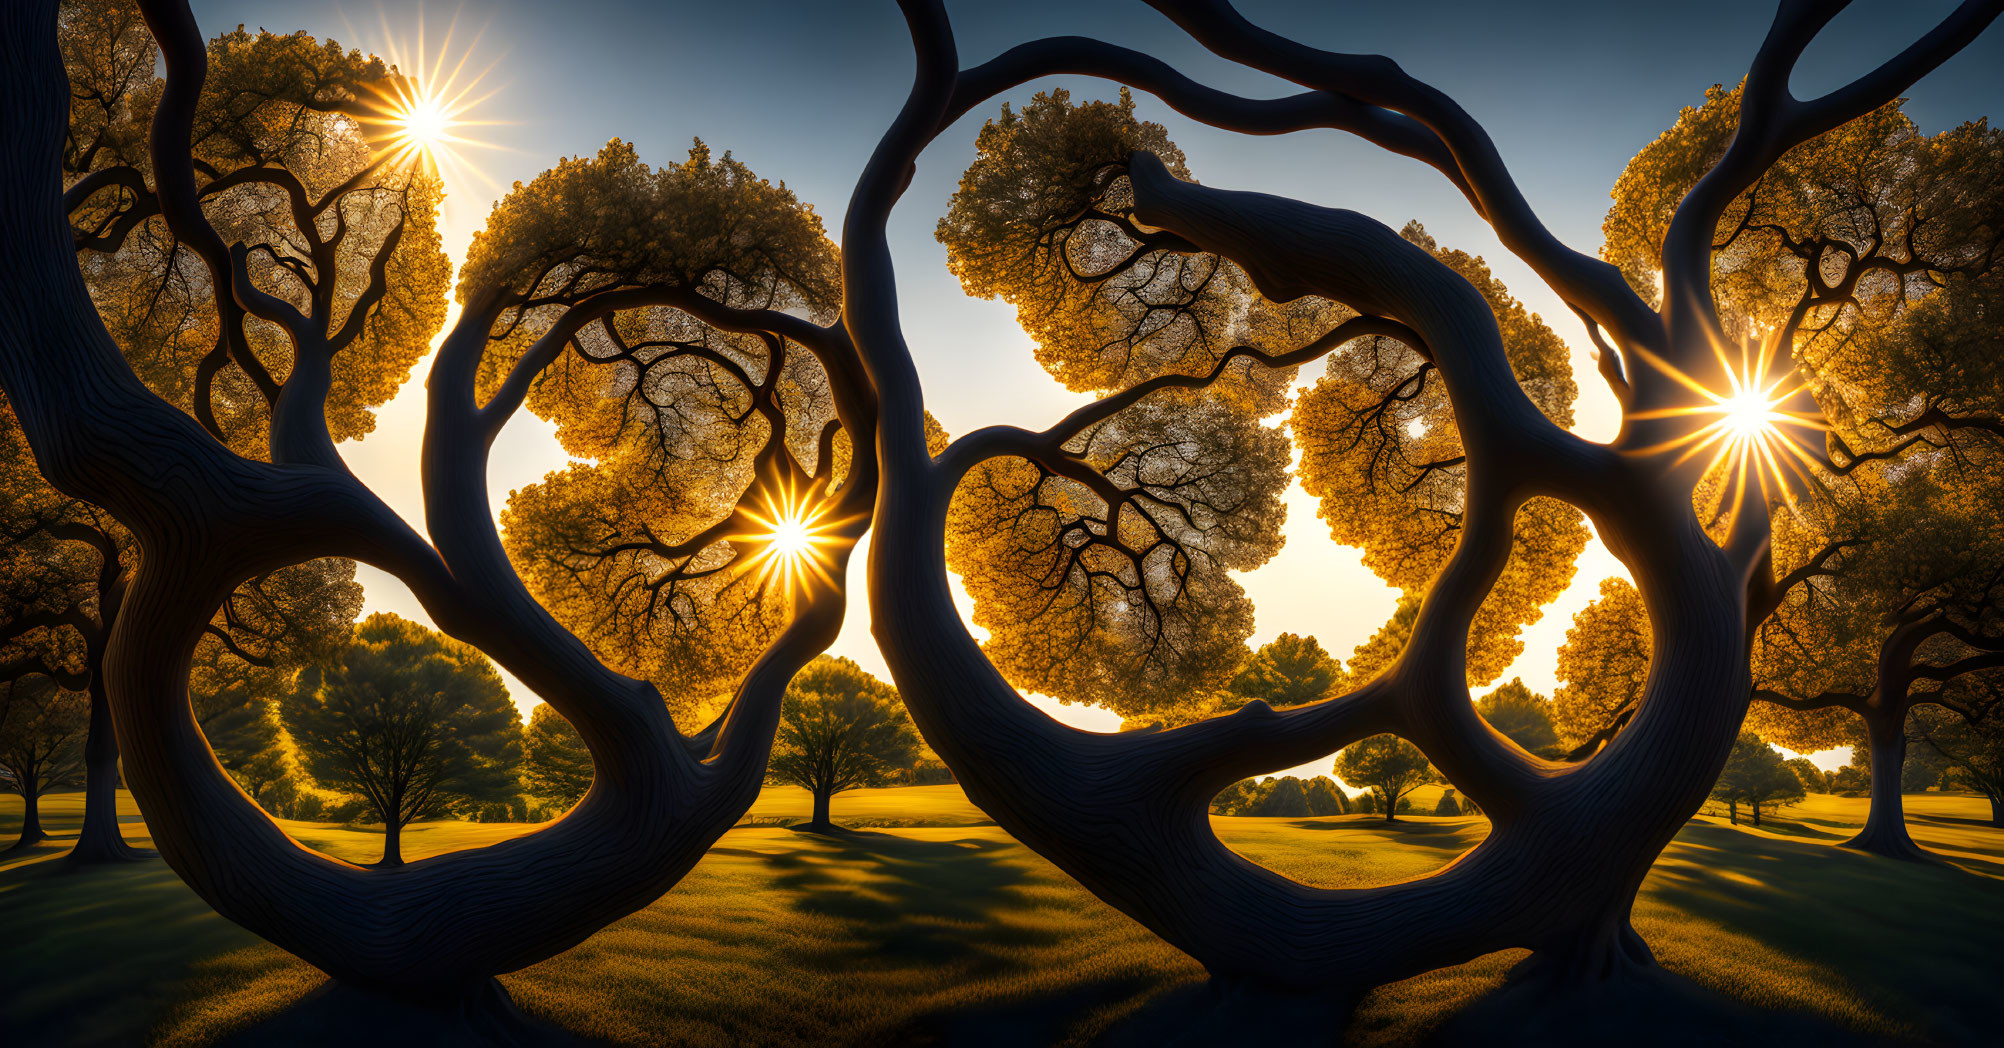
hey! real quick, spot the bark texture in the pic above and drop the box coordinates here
[841,0,2002,1001]
[0,0,873,996]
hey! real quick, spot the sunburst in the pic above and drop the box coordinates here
[733,479,847,593]
[1627,325,1828,529]
[354,13,506,190]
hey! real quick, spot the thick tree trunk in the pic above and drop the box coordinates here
[809,787,833,833]
[855,156,1754,997]
[1843,708,1930,861]
[65,678,147,864]
[1727,799,1737,825]
[1750,801,1761,828]
[0,0,865,997]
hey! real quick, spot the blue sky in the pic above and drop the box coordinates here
[187,0,2004,771]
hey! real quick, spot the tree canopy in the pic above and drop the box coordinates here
[1710,733,1806,827]
[1295,222,1586,687]
[523,704,594,810]
[1553,578,1652,755]
[282,613,524,866]
[766,655,920,831]
[1335,734,1435,823]
[1475,677,1562,758]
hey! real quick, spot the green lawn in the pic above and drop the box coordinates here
[1,787,1999,1046]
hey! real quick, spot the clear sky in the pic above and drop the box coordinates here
[191,0,2004,776]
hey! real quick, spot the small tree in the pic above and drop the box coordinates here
[1252,776,1311,817]
[1336,734,1435,823]
[1475,677,1562,758]
[1227,633,1344,710]
[1711,734,1806,828]
[0,676,87,849]
[1786,757,1830,794]
[1913,701,2004,825]
[1210,778,1262,816]
[523,704,593,810]
[282,614,525,866]
[1305,776,1348,816]
[1435,790,1462,816]
[767,656,919,833]
[192,675,295,811]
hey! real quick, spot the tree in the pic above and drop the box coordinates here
[1604,86,2004,860]
[1305,776,1349,816]
[1,0,879,1003]
[1336,734,1436,824]
[1785,757,1828,794]
[1710,734,1806,828]
[847,0,2004,1006]
[0,676,87,849]
[1553,579,1652,756]
[1475,677,1561,758]
[1435,790,1462,816]
[1227,633,1344,710]
[766,655,919,833]
[282,614,525,866]
[8,0,2001,1023]
[2,0,392,866]
[1913,701,2004,824]
[1251,775,1311,817]
[522,704,593,810]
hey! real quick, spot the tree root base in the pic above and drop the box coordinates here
[60,841,154,868]
[1840,828,1939,864]
[216,978,593,1047]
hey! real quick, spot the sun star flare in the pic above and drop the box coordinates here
[735,480,846,593]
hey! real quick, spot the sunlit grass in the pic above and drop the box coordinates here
[3,788,1999,1045]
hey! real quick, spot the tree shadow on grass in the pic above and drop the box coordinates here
[1645,822,2004,1045]
[1280,818,1482,850]
[746,827,1044,968]
[0,856,264,1046]
[712,827,1179,1045]
[214,978,596,1047]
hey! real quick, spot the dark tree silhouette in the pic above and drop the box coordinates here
[0,675,87,849]
[4,0,2002,1023]
[282,613,525,867]
[1913,699,2004,824]
[1709,733,1805,827]
[0,0,878,1007]
[1598,85,2004,861]
[766,655,919,833]
[522,704,592,810]
[838,0,2003,1007]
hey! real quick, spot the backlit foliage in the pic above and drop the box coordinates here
[1294,223,1585,687]
[1604,87,2004,752]
[1605,88,2002,489]
[1553,578,1652,754]
[938,89,1316,413]
[938,93,1350,715]
[63,5,449,455]
[948,390,1287,715]
[487,141,866,723]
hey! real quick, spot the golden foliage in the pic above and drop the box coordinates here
[1294,223,1585,687]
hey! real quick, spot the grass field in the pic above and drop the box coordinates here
[1,786,1999,1046]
